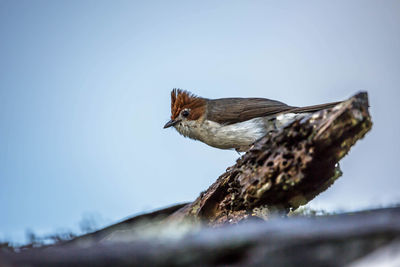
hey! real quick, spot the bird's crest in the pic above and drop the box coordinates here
[170,89,206,120]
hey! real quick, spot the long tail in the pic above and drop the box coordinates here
[289,101,342,113]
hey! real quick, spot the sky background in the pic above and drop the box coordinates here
[1,0,399,243]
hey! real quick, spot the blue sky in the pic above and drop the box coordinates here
[1,0,399,243]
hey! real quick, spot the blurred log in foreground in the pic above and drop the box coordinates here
[171,91,372,225]
[2,207,400,267]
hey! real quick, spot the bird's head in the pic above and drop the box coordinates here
[163,89,206,129]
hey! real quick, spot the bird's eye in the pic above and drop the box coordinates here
[182,110,190,117]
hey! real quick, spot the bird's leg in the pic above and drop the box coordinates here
[235,144,254,154]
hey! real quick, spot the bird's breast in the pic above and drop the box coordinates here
[175,117,272,150]
[174,113,308,151]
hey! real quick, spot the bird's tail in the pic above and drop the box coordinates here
[289,101,342,113]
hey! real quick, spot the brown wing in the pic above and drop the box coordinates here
[206,98,295,125]
[206,97,343,125]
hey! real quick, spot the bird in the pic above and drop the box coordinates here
[164,89,342,152]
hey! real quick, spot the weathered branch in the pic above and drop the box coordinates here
[169,92,372,225]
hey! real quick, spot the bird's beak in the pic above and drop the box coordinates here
[163,119,180,129]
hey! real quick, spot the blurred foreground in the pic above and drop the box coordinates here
[1,206,400,267]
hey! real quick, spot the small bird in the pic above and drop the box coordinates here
[164,89,342,152]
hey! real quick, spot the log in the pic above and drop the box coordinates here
[2,207,400,267]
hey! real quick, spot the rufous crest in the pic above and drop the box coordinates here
[170,89,206,120]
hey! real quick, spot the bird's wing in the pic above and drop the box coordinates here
[206,98,295,125]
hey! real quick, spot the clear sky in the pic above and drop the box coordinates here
[1,0,399,243]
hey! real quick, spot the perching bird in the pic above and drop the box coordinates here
[164,89,342,152]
